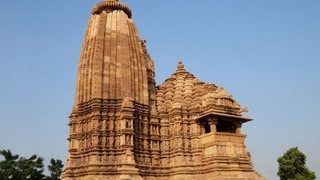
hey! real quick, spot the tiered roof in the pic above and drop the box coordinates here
[157,61,250,122]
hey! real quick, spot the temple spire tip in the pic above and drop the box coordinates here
[177,59,184,70]
[92,0,132,18]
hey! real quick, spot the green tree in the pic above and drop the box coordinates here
[47,159,64,180]
[277,147,316,180]
[18,155,45,179]
[0,150,19,179]
[0,149,45,180]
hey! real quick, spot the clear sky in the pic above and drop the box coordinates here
[0,0,319,179]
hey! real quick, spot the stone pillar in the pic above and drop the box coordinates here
[235,122,242,134]
[208,117,218,133]
[199,122,206,135]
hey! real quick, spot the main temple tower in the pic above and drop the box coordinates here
[63,0,263,179]
[62,0,156,179]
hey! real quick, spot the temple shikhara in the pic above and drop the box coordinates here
[62,0,263,179]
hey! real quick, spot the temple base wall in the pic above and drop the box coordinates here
[62,175,143,180]
[62,171,263,180]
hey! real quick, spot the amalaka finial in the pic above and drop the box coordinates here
[177,60,185,70]
[92,0,132,18]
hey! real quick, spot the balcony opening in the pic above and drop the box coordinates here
[216,120,236,133]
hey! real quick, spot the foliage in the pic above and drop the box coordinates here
[0,150,20,180]
[277,147,316,180]
[0,150,44,180]
[0,149,64,180]
[47,159,64,180]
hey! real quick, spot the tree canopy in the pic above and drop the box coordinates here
[47,159,64,180]
[0,150,64,180]
[277,147,316,180]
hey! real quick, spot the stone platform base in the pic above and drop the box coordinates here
[168,171,264,180]
[62,171,264,180]
[62,174,143,180]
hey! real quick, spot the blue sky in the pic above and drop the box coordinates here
[0,0,319,179]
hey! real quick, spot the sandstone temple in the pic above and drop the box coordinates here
[62,0,263,179]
